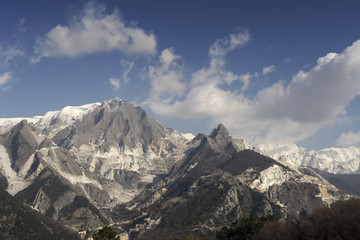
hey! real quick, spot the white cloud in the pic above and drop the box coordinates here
[145,32,360,145]
[109,77,120,90]
[0,45,24,91]
[146,48,186,102]
[255,42,360,124]
[190,30,252,89]
[12,17,26,39]
[148,82,251,119]
[0,72,12,90]
[336,130,360,146]
[33,2,156,62]
[262,65,276,75]
[209,29,250,58]
[108,59,134,90]
[145,30,252,117]
[209,29,250,67]
[0,46,24,70]
[120,59,134,83]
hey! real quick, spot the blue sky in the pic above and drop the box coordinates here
[1,0,360,150]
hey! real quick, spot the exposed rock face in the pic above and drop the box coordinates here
[268,182,325,216]
[3,120,41,173]
[113,170,141,189]
[0,172,8,189]
[113,126,347,238]
[49,98,190,205]
[0,188,80,240]
[54,99,167,150]
[0,98,191,231]
[0,98,352,237]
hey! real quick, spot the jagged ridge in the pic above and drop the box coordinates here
[258,143,360,174]
[0,98,354,238]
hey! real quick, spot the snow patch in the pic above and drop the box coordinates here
[183,133,195,141]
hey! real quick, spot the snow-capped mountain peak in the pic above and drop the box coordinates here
[35,102,101,136]
[0,101,102,135]
[258,143,360,174]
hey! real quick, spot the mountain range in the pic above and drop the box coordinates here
[0,98,358,239]
[258,143,360,174]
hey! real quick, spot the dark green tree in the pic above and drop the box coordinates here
[92,226,120,240]
[217,215,275,240]
[254,198,360,240]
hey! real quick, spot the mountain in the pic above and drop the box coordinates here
[0,102,101,136]
[0,119,109,231]
[0,182,80,240]
[2,100,360,176]
[0,98,354,239]
[109,125,347,239]
[310,169,360,196]
[0,98,191,232]
[258,143,360,174]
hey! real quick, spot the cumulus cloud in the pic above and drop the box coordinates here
[146,48,186,102]
[145,31,360,145]
[262,65,276,75]
[336,130,360,146]
[109,77,121,90]
[146,30,252,117]
[255,46,360,124]
[32,1,156,62]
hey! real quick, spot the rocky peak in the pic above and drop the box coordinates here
[167,124,242,179]
[124,136,347,238]
[8,120,37,134]
[53,99,171,151]
[104,97,122,107]
[203,124,242,156]
[210,123,230,139]
[3,120,41,172]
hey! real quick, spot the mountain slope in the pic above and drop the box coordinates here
[50,98,191,205]
[258,143,360,174]
[310,168,360,196]
[0,119,109,230]
[110,125,347,239]
[0,187,80,240]
[0,98,192,232]
[0,98,354,238]
[0,103,101,136]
